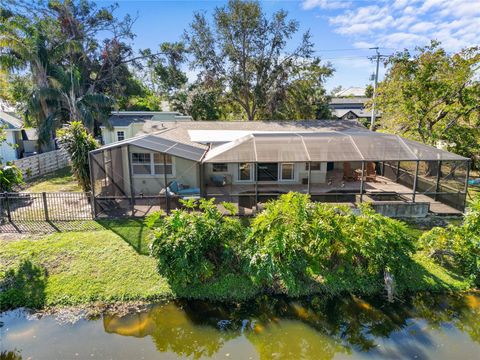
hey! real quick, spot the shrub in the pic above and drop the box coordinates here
[419,196,480,285]
[245,193,314,291]
[0,163,23,192]
[148,199,246,287]
[57,121,98,192]
[348,205,414,279]
[245,193,414,292]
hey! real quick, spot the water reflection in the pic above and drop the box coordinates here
[1,292,480,359]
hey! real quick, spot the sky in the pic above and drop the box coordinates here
[96,0,480,91]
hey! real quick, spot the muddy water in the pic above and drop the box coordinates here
[1,293,480,359]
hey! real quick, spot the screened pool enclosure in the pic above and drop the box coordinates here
[89,129,470,218]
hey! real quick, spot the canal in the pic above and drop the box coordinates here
[1,293,479,359]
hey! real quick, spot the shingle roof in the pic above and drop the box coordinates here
[0,111,23,130]
[138,120,367,147]
[329,97,369,105]
[331,109,376,118]
[94,119,467,163]
[106,111,192,127]
[334,87,366,97]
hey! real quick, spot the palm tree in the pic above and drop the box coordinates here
[33,65,113,133]
[0,12,55,146]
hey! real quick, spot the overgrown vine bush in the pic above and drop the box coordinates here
[149,193,469,295]
[147,199,245,287]
[245,193,414,292]
[419,196,480,285]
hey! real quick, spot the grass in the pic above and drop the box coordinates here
[0,230,171,308]
[20,166,82,193]
[0,218,475,310]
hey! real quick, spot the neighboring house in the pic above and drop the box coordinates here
[100,111,192,145]
[329,87,379,121]
[329,97,373,120]
[89,120,470,217]
[0,111,23,162]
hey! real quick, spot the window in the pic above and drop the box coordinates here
[281,163,294,180]
[212,163,228,172]
[132,153,151,175]
[238,163,252,181]
[153,153,173,175]
[131,152,173,175]
[117,131,125,141]
[305,162,321,171]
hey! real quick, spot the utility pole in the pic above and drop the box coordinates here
[369,47,380,131]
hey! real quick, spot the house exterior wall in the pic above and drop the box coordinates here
[124,145,199,196]
[204,162,328,185]
[101,125,132,145]
[0,131,19,162]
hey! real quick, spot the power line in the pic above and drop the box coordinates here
[313,47,397,53]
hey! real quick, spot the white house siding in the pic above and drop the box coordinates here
[124,145,199,196]
[0,131,19,162]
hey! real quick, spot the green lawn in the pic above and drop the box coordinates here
[20,166,82,193]
[0,219,474,310]
[0,230,171,308]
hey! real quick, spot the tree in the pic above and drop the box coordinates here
[365,84,373,98]
[32,65,113,132]
[1,1,138,140]
[184,0,326,120]
[330,85,343,96]
[266,60,333,120]
[57,121,98,192]
[172,84,225,120]
[375,42,480,165]
[0,7,56,146]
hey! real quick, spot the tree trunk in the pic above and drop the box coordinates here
[425,161,441,177]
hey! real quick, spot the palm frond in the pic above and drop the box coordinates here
[81,93,114,108]
[36,87,62,102]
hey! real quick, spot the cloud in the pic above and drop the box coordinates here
[308,0,480,52]
[302,0,351,10]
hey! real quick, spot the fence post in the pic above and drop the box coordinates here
[42,192,49,221]
[4,192,11,222]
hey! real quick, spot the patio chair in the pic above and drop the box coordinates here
[343,162,357,182]
[366,162,377,182]
[167,180,200,197]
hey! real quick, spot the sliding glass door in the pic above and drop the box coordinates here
[257,163,278,181]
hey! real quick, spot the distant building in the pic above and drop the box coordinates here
[100,111,192,145]
[0,111,41,161]
[329,87,379,121]
[0,111,23,162]
[334,87,366,97]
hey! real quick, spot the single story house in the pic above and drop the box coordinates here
[89,120,470,218]
[100,111,192,145]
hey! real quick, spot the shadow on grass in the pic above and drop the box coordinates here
[96,218,150,255]
[1,260,47,309]
[0,220,103,234]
